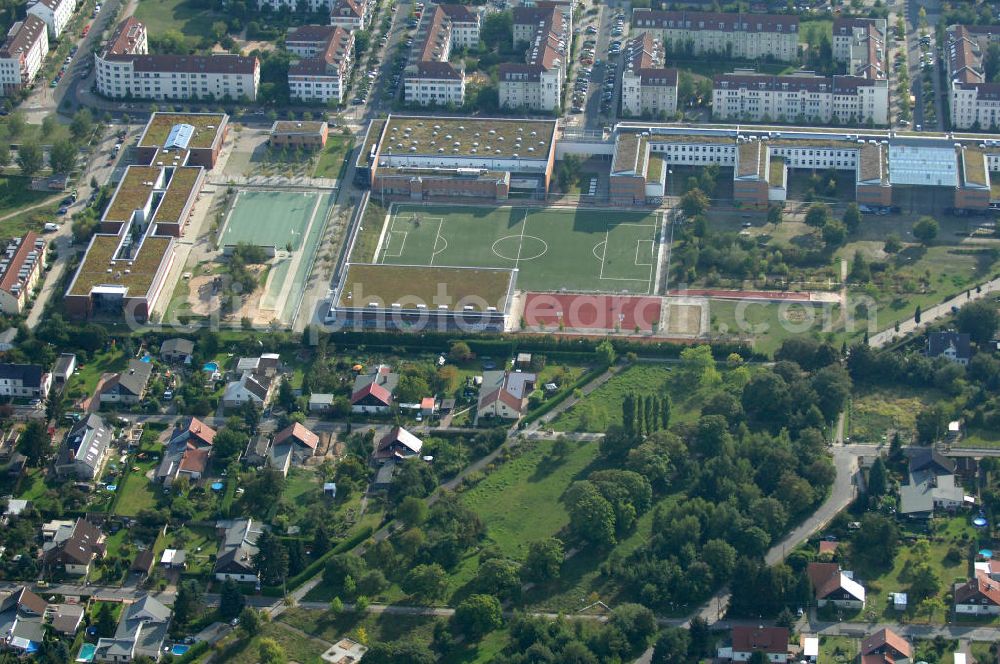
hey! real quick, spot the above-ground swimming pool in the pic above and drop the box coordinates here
[210,482,224,491]
[980,549,994,559]
[171,644,190,656]
[203,362,219,372]
[76,643,97,662]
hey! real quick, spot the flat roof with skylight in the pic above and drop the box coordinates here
[888,144,958,186]
[138,113,227,150]
[360,115,557,168]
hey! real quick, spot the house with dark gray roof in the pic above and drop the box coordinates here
[160,338,194,363]
[95,594,171,663]
[0,587,47,653]
[0,363,50,399]
[213,518,262,582]
[928,331,972,365]
[43,518,105,576]
[55,414,112,480]
[900,449,967,518]
[99,359,152,404]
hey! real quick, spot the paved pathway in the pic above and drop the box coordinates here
[868,276,1000,348]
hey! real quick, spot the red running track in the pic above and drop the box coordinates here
[523,293,663,332]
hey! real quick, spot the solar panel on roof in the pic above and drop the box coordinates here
[164,123,195,150]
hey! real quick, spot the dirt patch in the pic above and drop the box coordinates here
[666,303,702,335]
[236,40,275,54]
[183,264,278,326]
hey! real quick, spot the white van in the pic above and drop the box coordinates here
[43,223,58,231]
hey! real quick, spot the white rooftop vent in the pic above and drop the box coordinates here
[438,305,448,310]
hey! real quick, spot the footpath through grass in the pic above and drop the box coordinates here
[550,364,674,431]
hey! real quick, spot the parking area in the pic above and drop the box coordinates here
[567,6,627,129]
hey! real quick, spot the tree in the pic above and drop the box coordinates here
[476,557,521,599]
[822,219,847,248]
[17,420,48,466]
[258,638,286,664]
[481,11,512,50]
[849,250,870,282]
[916,405,948,444]
[767,204,783,225]
[219,578,245,619]
[49,140,76,175]
[454,594,502,637]
[70,109,93,143]
[6,112,24,139]
[596,339,616,367]
[16,142,42,177]
[567,485,617,547]
[402,563,448,601]
[95,601,117,637]
[239,607,264,636]
[804,203,831,228]
[0,143,10,169]
[173,580,204,630]
[843,202,862,233]
[522,537,564,583]
[912,216,939,244]
[884,233,902,253]
[652,627,691,664]
[609,603,656,648]
[448,341,474,362]
[213,428,248,461]
[914,304,922,324]
[680,188,709,217]
[811,365,851,423]
[851,513,899,571]
[957,300,1000,344]
[253,530,289,587]
[868,456,888,498]
[353,30,370,57]
[397,495,429,527]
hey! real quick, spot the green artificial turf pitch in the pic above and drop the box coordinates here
[377,204,662,294]
[218,190,324,251]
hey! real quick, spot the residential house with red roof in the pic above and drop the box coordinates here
[476,370,536,422]
[156,417,216,486]
[351,365,398,413]
[954,572,1000,615]
[374,427,423,463]
[0,234,45,315]
[718,626,789,663]
[860,628,912,664]
[270,422,319,476]
[807,562,866,609]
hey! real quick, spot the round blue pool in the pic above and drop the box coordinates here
[210,481,224,491]
[974,517,989,528]
[980,549,994,559]
[140,355,152,363]
[106,485,117,492]
[203,362,219,372]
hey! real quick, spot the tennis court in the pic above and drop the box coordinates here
[377,204,663,294]
[218,190,323,251]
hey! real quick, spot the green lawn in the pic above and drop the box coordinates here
[460,438,601,559]
[551,364,677,432]
[818,635,858,664]
[848,385,947,444]
[958,427,1000,449]
[157,525,218,575]
[134,0,224,48]
[313,135,354,179]
[380,204,662,294]
[65,349,128,404]
[708,298,841,357]
[861,516,975,624]
[113,466,159,517]
[0,176,59,215]
[800,17,833,45]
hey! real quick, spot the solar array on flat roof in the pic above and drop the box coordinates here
[888,144,957,186]
[165,124,195,151]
